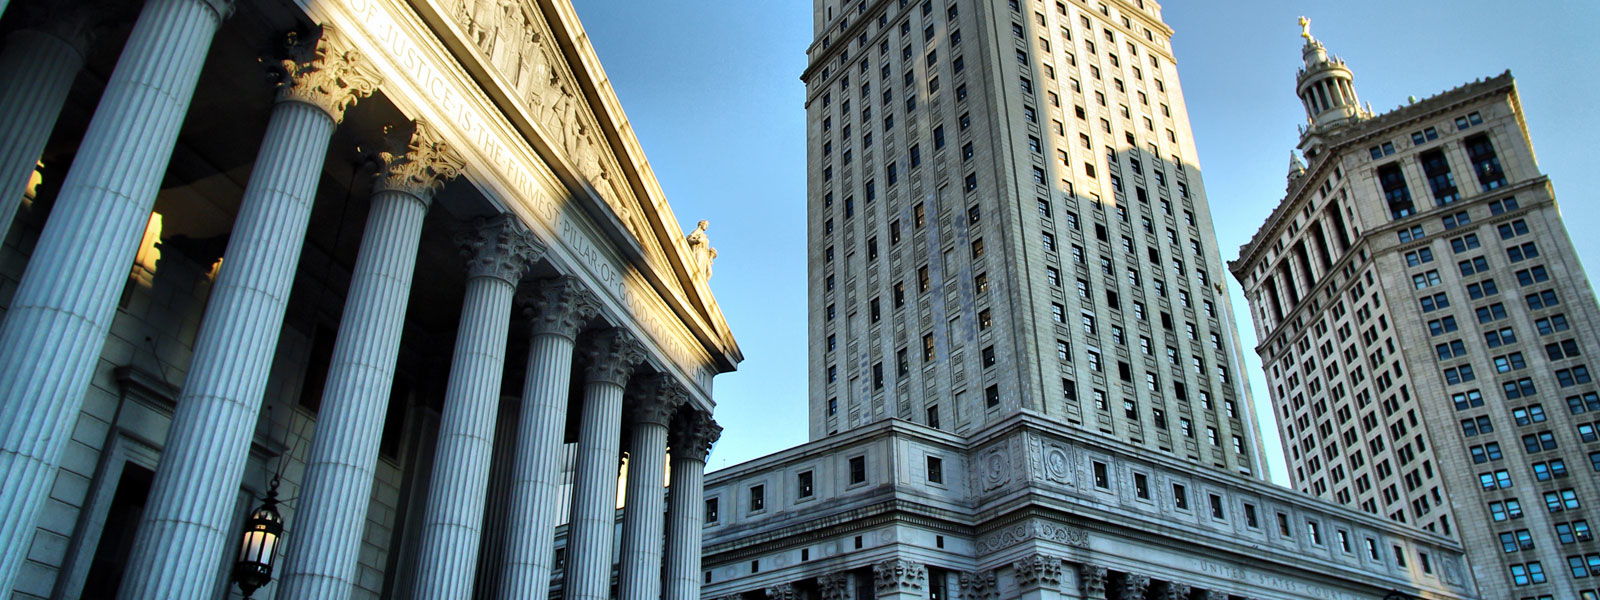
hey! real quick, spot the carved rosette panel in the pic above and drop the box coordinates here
[375,120,466,200]
[273,25,381,123]
[580,328,646,387]
[668,408,720,462]
[523,276,599,339]
[1012,554,1065,591]
[872,559,926,595]
[627,374,686,427]
[1118,574,1150,600]
[818,573,853,600]
[456,214,543,284]
[1078,564,1107,600]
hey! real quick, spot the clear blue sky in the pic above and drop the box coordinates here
[571,1,1600,484]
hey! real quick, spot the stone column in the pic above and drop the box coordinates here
[410,215,542,599]
[819,573,855,600]
[0,2,97,230]
[563,329,646,600]
[663,409,720,600]
[498,277,599,600]
[1077,565,1107,600]
[278,215,536,600]
[117,26,381,600]
[616,377,686,600]
[874,559,930,600]
[1013,554,1066,600]
[0,0,231,588]
[1115,574,1149,600]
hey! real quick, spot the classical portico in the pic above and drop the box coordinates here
[0,0,739,598]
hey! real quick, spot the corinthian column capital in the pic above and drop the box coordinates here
[668,409,720,462]
[523,276,599,340]
[581,328,645,387]
[1162,582,1192,600]
[1078,564,1107,600]
[455,214,543,284]
[872,558,927,595]
[375,120,465,200]
[1012,554,1065,591]
[818,573,853,600]
[273,25,381,123]
[1117,574,1150,600]
[627,375,686,427]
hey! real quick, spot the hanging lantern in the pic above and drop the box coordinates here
[233,475,284,599]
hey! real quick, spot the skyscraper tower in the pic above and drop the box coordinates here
[1231,21,1600,599]
[803,0,1266,477]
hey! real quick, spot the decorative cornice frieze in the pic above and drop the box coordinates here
[272,25,381,123]
[374,120,464,200]
[1078,564,1107,600]
[871,559,926,595]
[977,518,1088,553]
[523,276,598,340]
[818,573,852,600]
[455,214,542,284]
[1012,554,1065,591]
[580,328,645,387]
[668,408,721,462]
[627,374,686,427]
[1118,574,1150,600]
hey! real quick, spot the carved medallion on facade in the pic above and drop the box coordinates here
[980,446,1009,491]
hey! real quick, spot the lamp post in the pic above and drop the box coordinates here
[233,475,284,599]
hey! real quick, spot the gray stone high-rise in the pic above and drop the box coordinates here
[1230,22,1600,600]
[696,2,1479,600]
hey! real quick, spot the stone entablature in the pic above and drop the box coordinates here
[701,416,1475,599]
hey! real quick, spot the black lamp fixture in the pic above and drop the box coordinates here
[233,475,284,599]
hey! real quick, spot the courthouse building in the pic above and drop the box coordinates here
[0,0,739,599]
[1230,22,1600,600]
[698,2,1477,600]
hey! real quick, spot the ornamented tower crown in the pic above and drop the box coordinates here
[1294,17,1369,156]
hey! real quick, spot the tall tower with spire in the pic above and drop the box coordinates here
[1233,17,1600,600]
[1294,17,1370,158]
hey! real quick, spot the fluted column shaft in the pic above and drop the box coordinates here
[564,331,645,600]
[118,27,381,600]
[498,278,597,600]
[0,0,231,589]
[617,379,683,600]
[662,409,716,600]
[411,232,541,599]
[118,94,337,600]
[0,24,89,231]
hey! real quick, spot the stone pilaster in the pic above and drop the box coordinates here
[563,328,646,600]
[819,573,855,600]
[1078,565,1108,600]
[616,376,686,600]
[0,1,98,229]
[497,277,599,600]
[1117,574,1150,600]
[663,409,721,600]
[1161,582,1192,600]
[874,559,929,600]
[0,0,234,589]
[120,26,382,598]
[406,214,542,600]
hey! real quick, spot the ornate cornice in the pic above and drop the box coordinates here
[523,276,598,340]
[1078,564,1107,600]
[580,328,645,387]
[455,214,543,284]
[374,120,465,200]
[1012,554,1066,591]
[272,25,381,123]
[626,374,686,427]
[871,559,926,595]
[668,408,721,462]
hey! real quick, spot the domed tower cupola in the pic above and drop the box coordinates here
[1295,17,1366,135]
